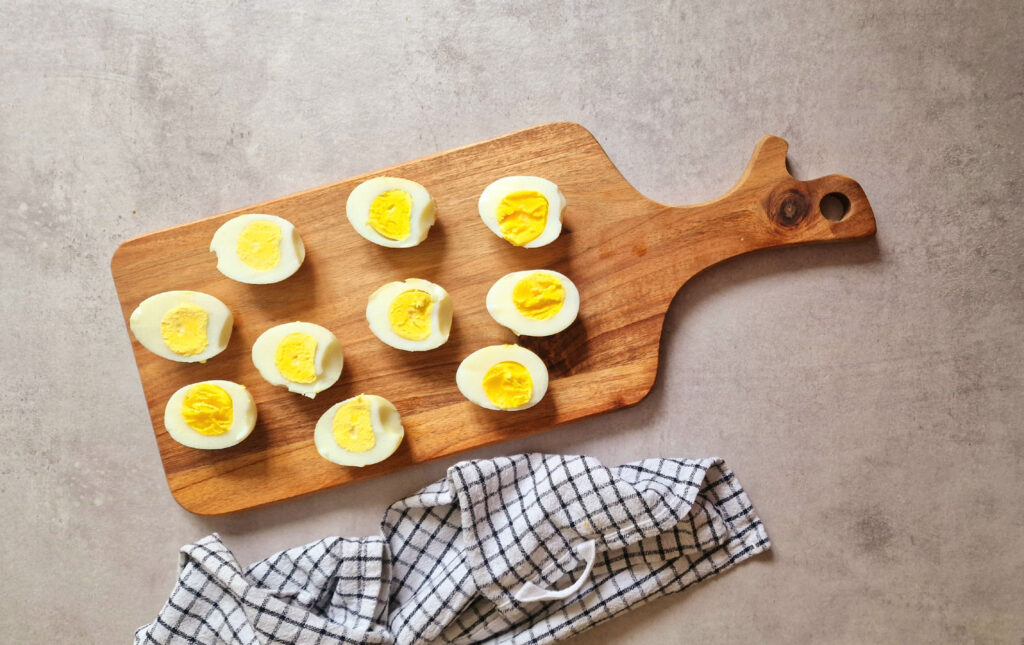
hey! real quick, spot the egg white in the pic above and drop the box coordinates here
[251,321,344,398]
[486,270,580,337]
[477,176,566,248]
[210,213,306,284]
[129,290,233,363]
[455,344,549,411]
[366,278,453,352]
[314,394,405,467]
[163,380,257,450]
[346,176,436,248]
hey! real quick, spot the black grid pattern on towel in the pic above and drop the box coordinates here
[135,454,769,644]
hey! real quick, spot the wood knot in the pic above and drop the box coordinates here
[766,188,810,228]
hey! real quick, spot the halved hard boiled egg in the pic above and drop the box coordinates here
[366,278,453,351]
[486,269,579,337]
[478,176,566,248]
[129,290,233,363]
[210,214,306,284]
[314,394,405,467]
[456,345,549,411]
[163,380,257,449]
[346,177,436,248]
[251,322,343,398]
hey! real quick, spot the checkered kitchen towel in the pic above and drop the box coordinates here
[136,454,770,644]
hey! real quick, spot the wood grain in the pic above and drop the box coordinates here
[111,122,876,514]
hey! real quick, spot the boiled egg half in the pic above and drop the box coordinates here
[366,278,453,351]
[252,322,343,398]
[210,214,306,284]
[456,345,549,411]
[314,394,405,467]
[346,177,436,248]
[486,270,579,337]
[129,290,233,363]
[478,176,566,247]
[163,380,257,449]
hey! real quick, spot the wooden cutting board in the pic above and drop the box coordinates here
[112,122,875,514]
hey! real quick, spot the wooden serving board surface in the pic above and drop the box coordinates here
[112,122,875,514]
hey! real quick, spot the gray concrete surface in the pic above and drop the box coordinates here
[2,1,1022,643]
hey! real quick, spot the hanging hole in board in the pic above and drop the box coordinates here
[820,192,851,222]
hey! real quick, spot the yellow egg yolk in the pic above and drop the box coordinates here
[181,383,233,436]
[332,396,377,453]
[274,332,318,383]
[496,190,548,246]
[368,190,413,241]
[482,361,533,409]
[513,273,566,320]
[160,303,209,356]
[236,220,282,270]
[388,289,433,341]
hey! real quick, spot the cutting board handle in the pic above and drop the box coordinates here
[736,135,874,232]
[648,135,877,292]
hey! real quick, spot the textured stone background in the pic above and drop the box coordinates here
[2,1,1022,642]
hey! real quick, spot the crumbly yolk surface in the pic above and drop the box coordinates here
[160,303,209,356]
[236,220,282,270]
[513,273,565,320]
[368,190,413,240]
[496,190,548,246]
[274,332,318,384]
[388,289,433,341]
[332,396,376,453]
[482,361,533,409]
[181,383,233,436]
